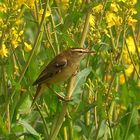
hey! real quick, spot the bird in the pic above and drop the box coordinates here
[31,48,95,106]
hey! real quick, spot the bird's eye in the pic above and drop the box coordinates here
[77,51,84,56]
[78,51,83,53]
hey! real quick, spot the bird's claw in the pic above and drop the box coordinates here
[58,95,72,102]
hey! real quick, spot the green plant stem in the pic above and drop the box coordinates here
[95,121,102,140]
[68,120,73,140]
[6,104,10,133]
[1,65,11,132]
[9,0,49,129]
[18,5,47,83]
[125,40,140,79]
[48,5,60,54]
[123,107,135,140]
[131,27,140,66]
[64,127,68,140]
[49,75,76,140]
[35,103,49,139]
[118,23,127,63]
[44,25,56,55]
[9,0,48,108]
[94,93,98,129]
[98,0,108,25]
[109,28,116,51]
[49,1,91,138]
[105,75,116,140]
[80,1,91,48]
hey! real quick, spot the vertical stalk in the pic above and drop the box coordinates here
[9,0,48,109]
[49,75,76,140]
[50,103,68,140]
[2,65,11,133]
[48,5,60,54]
[123,107,135,140]
[80,0,91,48]
[18,1,48,84]
[49,0,91,139]
[64,127,68,140]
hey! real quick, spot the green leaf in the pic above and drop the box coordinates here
[18,120,40,138]
[18,95,32,114]
[73,67,92,94]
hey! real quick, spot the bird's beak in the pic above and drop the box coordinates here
[87,50,95,54]
[84,49,96,54]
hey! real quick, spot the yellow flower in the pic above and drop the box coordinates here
[24,42,32,52]
[78,0,82,4]
[106,12,116,27]
[125,64,134,77]
[39,9,51,17]
[93,4,103,13]
[115,16,123,26]
[128,17,137,27]
[129,8,137,15]
[105,12,122,28]
[55,0,69,6]
[126,36,135,54]
[119,74,125,84]
[15,19,23,26]
[12,39,19,49]
[110,2,120,12]
[19,30,24,36]
[46,11,51,17]
[127,0,137,5]
[118,0,126,2]
[119,0,137,5]
[0,44,8,58]
[89,15,95,27]
[104,29,111,38]
[122,52,131,64]
[14,65,19,76]
[26,0,35,8]
[55,0,69,12]
[38,9,51,22]
[0,3,7,13]
[16,0,26,8]
[11,28,18,37]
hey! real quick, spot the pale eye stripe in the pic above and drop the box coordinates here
[71,49,86,53]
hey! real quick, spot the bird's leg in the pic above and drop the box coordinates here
[47,85,72,101]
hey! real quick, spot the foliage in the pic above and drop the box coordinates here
[0,0,140,139]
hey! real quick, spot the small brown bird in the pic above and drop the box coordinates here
[32,48,94,106]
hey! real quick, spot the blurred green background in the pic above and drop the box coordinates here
[0,0,140,139]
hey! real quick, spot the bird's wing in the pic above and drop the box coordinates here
[32,57,67,85]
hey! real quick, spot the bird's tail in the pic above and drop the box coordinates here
[31,84,44,107]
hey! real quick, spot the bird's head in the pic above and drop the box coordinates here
[67,48,95,61]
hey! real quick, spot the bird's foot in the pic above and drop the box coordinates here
[58,94,72,102]
[63,96,72,102]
